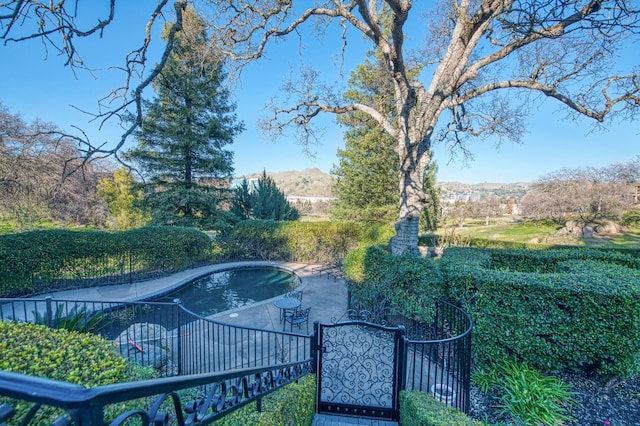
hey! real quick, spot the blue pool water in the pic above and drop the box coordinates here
[159,267,295,317]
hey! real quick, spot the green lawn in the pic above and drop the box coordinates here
[440,220,562,244]
[440,219,640,249]
[582,230,640,248]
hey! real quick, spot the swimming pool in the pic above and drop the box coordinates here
[159,267,296,317]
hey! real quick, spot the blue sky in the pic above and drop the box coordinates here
[1,2,638,184]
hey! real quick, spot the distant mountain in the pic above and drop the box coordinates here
[237,168,335,197]
[236,169,533,200]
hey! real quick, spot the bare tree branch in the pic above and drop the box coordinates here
[2,0,639,254]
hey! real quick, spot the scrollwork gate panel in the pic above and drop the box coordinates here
[316,321,405,421]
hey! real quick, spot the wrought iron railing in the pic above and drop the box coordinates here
[0,360,313,425]
[0,297,312,376]
[346,296,473,413]
[403,300,473,413]
[0,295,471,422]
[27,251,242,295]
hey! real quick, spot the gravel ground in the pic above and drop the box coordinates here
[468,371,640,425]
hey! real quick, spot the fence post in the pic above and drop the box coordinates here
[174,298,183,376]
[395,326,407,422]
[311,321,320,374]
[45,296,53,328]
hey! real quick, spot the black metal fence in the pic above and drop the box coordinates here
[28,253,222,295]
[0,297,312,378]
[402,300,473,413]
[0,360,314,425]
[0,296,471,422]
[346,296,473,413]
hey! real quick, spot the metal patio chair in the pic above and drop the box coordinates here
[284,306,311,333]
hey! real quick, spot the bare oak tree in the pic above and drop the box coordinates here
[2,0,639,254]
[0,103,109,228]
[1,0,189,162]
[521,161,640,224]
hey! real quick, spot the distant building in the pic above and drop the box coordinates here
[286,195,336,203]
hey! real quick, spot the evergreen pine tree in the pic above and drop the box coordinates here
[231,178,253,220]
[231,171,299,221]
[124,10,243,229]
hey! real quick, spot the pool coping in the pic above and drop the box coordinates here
[36,260,319,306]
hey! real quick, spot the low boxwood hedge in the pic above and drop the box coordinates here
[213,374,316,426]
[441,247,640,377]
[400,390,482,425]
[0,321,156,424]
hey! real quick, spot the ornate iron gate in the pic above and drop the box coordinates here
[315,321,406,421]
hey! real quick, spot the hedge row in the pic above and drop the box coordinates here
[213,374,316,426]
[0,227,213,297]
[441,247,640,377]
[344,245,444,322]
[0,221,392,297]
[219,220,393,264]
[400,391,482,426]
[0,321,156,424]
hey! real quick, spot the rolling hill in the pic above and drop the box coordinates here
[237,168,532,200]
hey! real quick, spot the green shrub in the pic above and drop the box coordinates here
[346,245,444,322]
[400,390,482,426]
[220,220,379,264]
[442,247,640,377]
[0,321,131,384]
[342,244,370,283]
[621,209,640,227]
[471,366,500,393]
[498,360,576,426]
[0,227,213,297]
[213,374,316,426]
[0,321,155,425]
[32,303,108,333]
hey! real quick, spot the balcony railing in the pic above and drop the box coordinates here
[0,360,313,425]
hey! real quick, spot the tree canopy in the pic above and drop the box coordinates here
[521,159,640,224]
[331,49,441,230]
[0,103,108,229]
[97,167,150,230]
[3,1,639,254]
[331,52,401,225]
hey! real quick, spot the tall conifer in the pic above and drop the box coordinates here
[125,10,243,229]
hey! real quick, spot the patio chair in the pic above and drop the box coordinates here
[285,290,303,301]
[284,306,311,333]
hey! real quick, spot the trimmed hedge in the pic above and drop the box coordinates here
[0,227,213,297]
[219,220,391,264]
[0,321,155,424]
[441,247,640,377]
[345,245,444,322]
[213,374,316,426]
[400,391,482,426]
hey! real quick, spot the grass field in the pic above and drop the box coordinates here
[438,217,640,249]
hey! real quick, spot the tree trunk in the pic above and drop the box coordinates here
[389,166,427,256]
[389,214,421,256]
